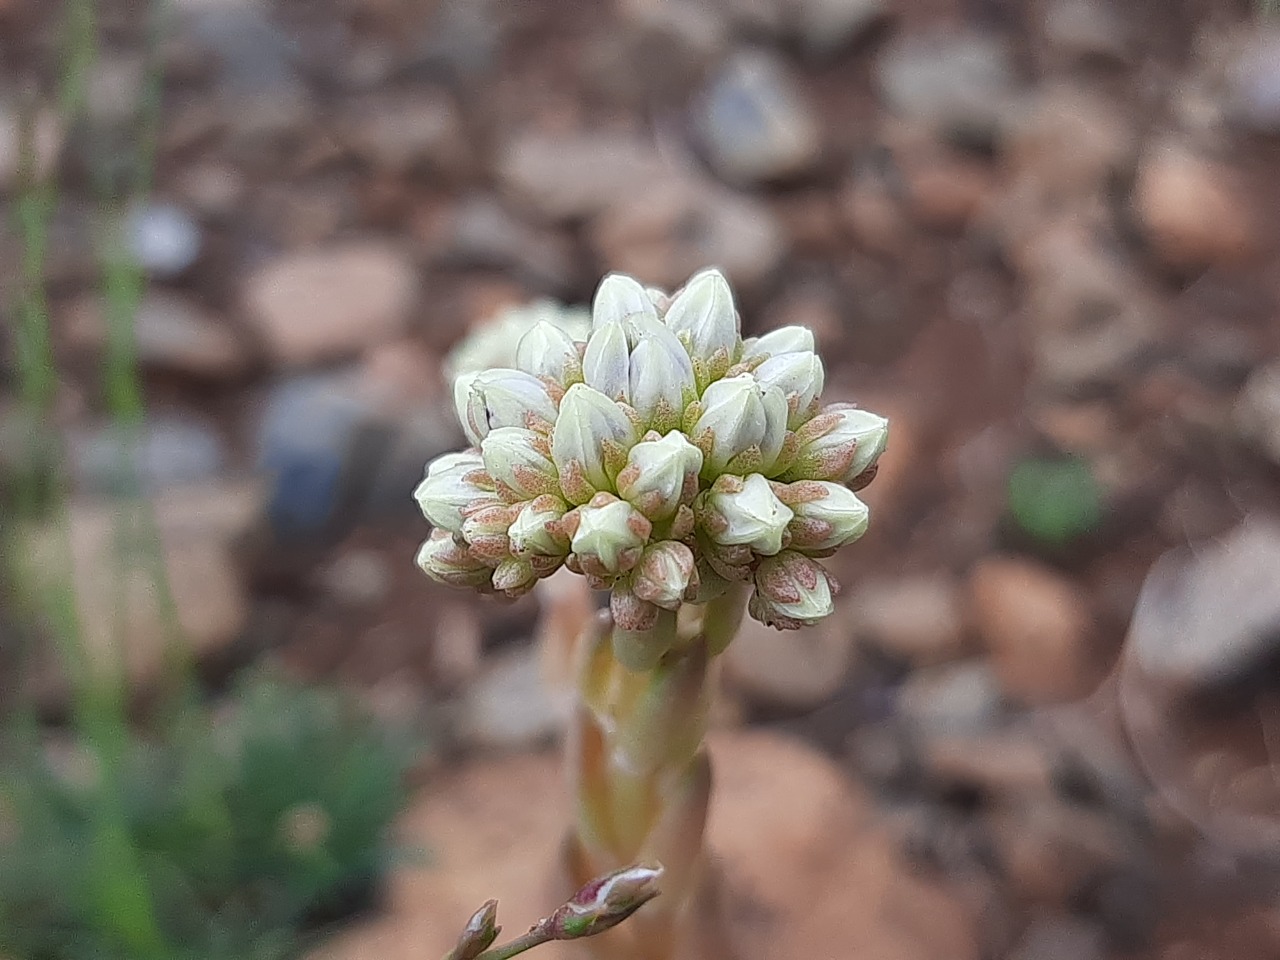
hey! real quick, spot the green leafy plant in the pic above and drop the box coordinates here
[1007,456,1104,548]
[0,672,413,960]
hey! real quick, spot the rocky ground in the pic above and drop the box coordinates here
[4,0,1280,957]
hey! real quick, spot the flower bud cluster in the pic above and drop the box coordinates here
[416,269,888,631]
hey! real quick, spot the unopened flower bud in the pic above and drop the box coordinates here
[780,406,889,484]
[507,494,569,557]
[753,351,824,428]
[628,325,696,432]
[455,368,559,445]
[516,320,582,385]
[547,863,664,940]
[691,375,788,477]
[610,581,661,632]
[461,502,517,563]
[443,900,500,960]
[414,450,496,535]
[492,556,537,597]
[701,473,793,556]
[663,269,739,383]
[552,383,638,504]
[567,494,652,577]
[750,551,836,629]
[781,481,869,552]
[480,427,559,500]
[740,325,815,364]
[615,432,703,521]
[416,529,492,589]
[593,273,660,329]
[632,540,698,610]
[583,321,631,402]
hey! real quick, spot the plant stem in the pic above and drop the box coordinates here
[473,929,554,960]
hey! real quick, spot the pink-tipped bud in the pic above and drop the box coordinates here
[750,550,837,629]
[444,900,500,960]
[546,863,664,940]
[416,529,493,590]
[631,540,698,610]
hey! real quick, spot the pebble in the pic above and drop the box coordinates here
[135,292,251,377]
[1236,362,1280,466]
[243,242,418,366]
[875,30,1021,147]
[722,615,855,711]
[969,557,1096,706]
[1131,142,1256,270]
[852,574,967,667]
[433,194,579,292]
[456,646,571,750]
[1009,914,1106,960]
[497,131,669,222]
[897,660,1005,734]
[317,548,393,609]
[342,92,469,176]
[127,203,203,277]
[68,414,227,495]
[790,0,889,61]
[590,175,786,291]
[1224,28,1280,135]
[695,49,823,184]
[1007,85,1136,200]
[1124,519,1280,700]
[1042,0,1131,67]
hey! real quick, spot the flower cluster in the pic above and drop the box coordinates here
[416,270,887,631]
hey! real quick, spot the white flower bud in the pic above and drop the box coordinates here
[416,529,492,589]
[567,495,652,577]
[593,273,659,330]
[782,405,889,483]
[615,431,703,521]
[414,450,496,535]
[582,321,632,402]
[632,540,698,610]
[480,427,560,500]
[740,325,815,365]
[445,300,588,384]
[508,494,570,557]
[455,368,559,445]
[691,375,789,477]
[628,325,696,432]
[782,481,869,552]
[516,320,582,385]
[753,351,824,428]
[461,502,517,564]
[492,556,538,597]
[750,551,836,629]
[552,383,638,504]
[663,269,740,381]
[701,473,794,556]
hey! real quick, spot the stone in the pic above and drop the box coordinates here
[1006,85,1136,200]
[1009,914,1106,960]
[1131,142,1256,270]
[1237,362,1280,466]
[852,574,967,666]
[1042,0,1131,67]
[317,548,393,609]
[1225,28,1280,135]
[67,414,228,495]
[1124,520,1280,700]
[308,730,978,960]
[695,49,823,184]
[841,163,911,255]
[174,161,248,219]
[590,175,786,291]
[897,661,1005,733]
[342,92,469,175]
[790,0,889,61]
[456,647,572,750]
[612,0,728,101]
[19,483,262,703]
[497,132,668,222]
[970,557,1096,706]
[243,242,418,366]
[892,137,996,230]
[126,203,203,277]
[722,614,855,711]
[431,194,578,292]
[875,30,1021,147]
[923,729,1056,800]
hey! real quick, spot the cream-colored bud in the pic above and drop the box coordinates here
[702,473,794,556]
[750,551,836,629]
[455,368,559,445]
[508,494,570,557]
[516,320,583,385]
[740,325,815,364]
[492,556,537,597]
[414,450,496,535]
[663,268,739,381]
[628,325,696,432]
[753,351,824,428]
[460,502,517,564]
[781,405,888,483]
[416,529,493,589]
[552,383,638,503]
[593,273,659,330]
[631,540,698,610]
[568,495,652,577]
[480,427,559,501]
[615,431,703,521]
[782,481,869,552]
[691,375,788,477]
[582,321,632,402]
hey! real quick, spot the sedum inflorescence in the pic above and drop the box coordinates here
[415,269,888,639]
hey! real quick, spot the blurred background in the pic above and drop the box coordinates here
[3,0,1280,957]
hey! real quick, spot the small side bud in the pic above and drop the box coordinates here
[593,273,660,329]
[568,494,652,578]
[516,320,583,386]
[780,481,870,552]
[414,450,497,536]
[750,551,837,629]
[416,529,493,590]
[700,473,794,557]
[740,325,815,364]
[631,540,698,610]
[663,269,740,384]
[552,383,638,503]
[615,432,703,521]
[481,427,560,501]
[507,495,570,558]
[780,406,889,484]
[455,368,560,445]
[691,375,787,477]
[443,900,500,960]
[546,863,664,940]
[753,351,824,429]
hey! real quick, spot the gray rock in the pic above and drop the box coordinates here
[1042,0,1131,66]
[1009,914,1106,960]
[790,0,888,61]
[342,93,469,175]
[897,661,1005,734]
[852,574,967,667]
[69,414,228,495]
[876,30,1021,146]
[696,49,823,184]
[1225,29,1280,135]
[722,615,854,711]
[456,647,571,749]
[1125,519,1280,699]
[436,195,579,292]
[1237,362,1280,466]
[134,292,250,377]
[127,204,203,277]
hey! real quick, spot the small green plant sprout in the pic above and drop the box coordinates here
[1007,455,1104,548]
[441,863,663,960]
[414,269,888,959]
